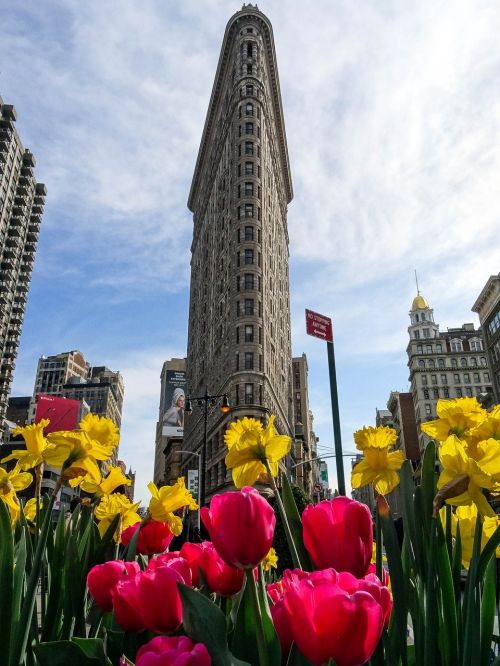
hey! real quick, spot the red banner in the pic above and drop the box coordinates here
[35,394,80,433]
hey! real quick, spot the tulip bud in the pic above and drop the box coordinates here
[147,551,181,570]
[302,497,373,577]
[135,635,211,666]
[201,487,275,569]
[87,560,140,612]
[121,519,174,555]
[180,541,244,597]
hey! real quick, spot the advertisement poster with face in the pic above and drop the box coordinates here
[162,371,186,438]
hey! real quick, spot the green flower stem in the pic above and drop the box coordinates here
[245,568,269,666]
[264,459,303,569]
[375,508,382,581]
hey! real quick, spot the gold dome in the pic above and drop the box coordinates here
[411,294,429,310]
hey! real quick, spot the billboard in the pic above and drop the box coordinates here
[162,370,186,438]
[35,394,80,433]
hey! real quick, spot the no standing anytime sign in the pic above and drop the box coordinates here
[305,309,333,343]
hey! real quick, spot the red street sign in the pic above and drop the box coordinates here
[305,309,333,343]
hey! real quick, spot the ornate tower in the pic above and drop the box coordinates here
[185,5,294,502]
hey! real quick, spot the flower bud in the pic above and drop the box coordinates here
[87,560,139,612]
[135,635,211,666]
[121,519,174,555]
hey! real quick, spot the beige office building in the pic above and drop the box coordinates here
[407,294,492,450]
[0,98,46,427]
[184,5,294,502]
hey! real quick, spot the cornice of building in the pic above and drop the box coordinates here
[187,6,293,213]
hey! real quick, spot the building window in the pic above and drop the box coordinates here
[245,161,254,175]
[456,388,463,397]
[426,344,432,354]
[464,373,470,383]
[428,360,435,369]
[454,373,460,384]
[422,375,428,385]
[245,325,254,342]
[414,331,420,339]
[244,203,254,217]
[470,357,477,367]
[436,344,442,353]
[247,42,253,58]
[245,141,254,155]
[235,384,239,405]
[451,339,463,352]
[423,389,429,399]
[423,328,430,338]
[470,339,482,351]
[460,358,467,368]
[418,360,425,369]
[417,344,423,354]
[245,383,254,404]
[236,326,240,344]
[431,374,437,385]
[244,225,254,240]
[245,102,254,115]
[451,359,458,368]
[235,352,239,370]
[444,388,450,398]
[244,249,254,264]
[244,299,254,315]
[425,404,432,416]
[244,352,254,369]
[465,387,473,397]
[440,374,447,384]
[244,182,254,196]
[247,63,253,75]
[480,357,487,366]
[484,371,490,381]
[433,388,439,398]
[244,273,254,289]
[245,122,254,135]
[246,84,253,96]
[438,358,445,368]
[473,372,480,382]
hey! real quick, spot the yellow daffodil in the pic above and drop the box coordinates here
[224,415,291,488]
[467,405,500,446]
[262,547,278,572]
[2,419,51,471]
[224,417,263,449]
[79,413,119,458]
[0,466,33,524]
[69,464,130,497]
[454,504,500,569]
[421,397,486,442]
[437,435,496,517]
[148,478,198,536]
[354,426,398,451]
[23,497,43,522]
[43,430,103,479]
[351,426,404,495]
[95,492,141,541]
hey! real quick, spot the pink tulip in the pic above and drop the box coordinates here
[121,519,174,555]
[87,560,140,612]
[138,558,192,634]
[147,551,181,570]
[302,497,373,577]
[112,574,146,632]
[283,568,386,666]
[201,487,275,569]
[180,541,244,596]
[135,636,211,666]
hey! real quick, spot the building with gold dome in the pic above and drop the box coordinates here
[407,293,492,450]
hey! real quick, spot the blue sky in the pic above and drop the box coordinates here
[2,0,500,503]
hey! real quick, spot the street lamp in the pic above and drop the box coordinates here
[184,387,230,508]
[176,449,201,531]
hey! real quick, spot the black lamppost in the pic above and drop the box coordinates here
[184,388,231,508]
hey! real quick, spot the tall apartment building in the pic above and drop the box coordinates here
[32,351,124,430]
[386,391,420,464]
[407,294,492,450]
[154,357,186,486]
[472,274,500,404]
[0,97,46,427]
[292,354,318,495]
[184,6,294,502]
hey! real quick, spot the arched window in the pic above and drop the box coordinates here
[415,314,419,322]
[418,360,425,369]
[428,359,435,369]
[470,338,482,351]
[245,102,254,116]
[438,359,445,368]
[451,358,458,368]
[480,357,487,367]
[460,358,467,368]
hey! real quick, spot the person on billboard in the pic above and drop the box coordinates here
[163,388,185,428]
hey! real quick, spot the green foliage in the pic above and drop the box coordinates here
[272,484,312,573]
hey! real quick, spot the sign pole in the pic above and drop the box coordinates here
[327,340,346,496]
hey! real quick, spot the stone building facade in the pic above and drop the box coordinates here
[0,97,46,427]
[292,353,318,495]
[184,5,294,502]
[407,294,492,450]
[472,274,500,404]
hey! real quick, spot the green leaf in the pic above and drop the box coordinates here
[462,516,482,666]
[286,642,316,665]
[10,492,56,666]
[420,441,437,539]
[232,575,261,665]
[280,473,313,570]
[179,583,250,666]
[479,553,496,666]
[0,499,14,664]
[42,509,66,641]
[477,524,500,582]
[33,638,111,665]
[435,518,458,665]
[256,566,281,665]
[400,461,423,575]
[378,500,407,666]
